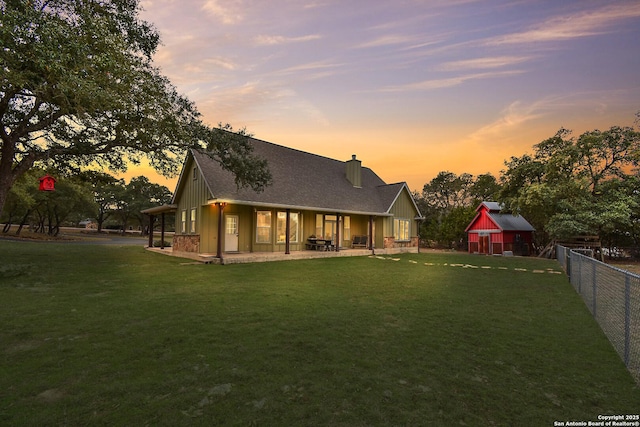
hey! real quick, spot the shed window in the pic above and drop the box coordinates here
[394,218,410,241]
[256,211,272,243]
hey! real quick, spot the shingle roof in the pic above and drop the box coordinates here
[189,137,419,216]
[487,212,535,231]
[481,201,502,212]
[465,201,535,232]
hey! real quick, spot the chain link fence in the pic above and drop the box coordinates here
[557,245,640,384]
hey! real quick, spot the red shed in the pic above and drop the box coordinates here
[465,202,535,256]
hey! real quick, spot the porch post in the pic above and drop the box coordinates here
[369,215,374,253]
[160,212,166,249]
[285,209,291,255]
[217,202,225,261]
[148,214,154,248]
[335,213,340,252]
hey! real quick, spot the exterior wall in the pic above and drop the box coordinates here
[196,206,385,254]
[173,157,421,254]
[173,235,200,253]
[467,207,500,254]
[385,187,420,248]
[503,231,533,255]
[468,208,500,232]
[492,242,503,254]
[199,203,218,254]
[173,157,211,253]
[467,231,502,254]
[467,230,534,255]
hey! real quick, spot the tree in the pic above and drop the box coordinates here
[418,171,497,248]
[31,174,94,236]
[0,168,39,234]
[0,0,271,218]
[469,173,501,205]
[76,171,125,232]
[421,171,473,212]
[124,176,172,234]
[499,124,640,247]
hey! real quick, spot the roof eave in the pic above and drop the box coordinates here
[141,204,178,215]
[206,198,393,217]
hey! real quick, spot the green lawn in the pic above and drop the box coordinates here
[1,241,638,426]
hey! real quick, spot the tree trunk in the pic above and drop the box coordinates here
[15,209,32,235]
[0,167,13,221]
[0,138,37,220]
[2,210,13,233]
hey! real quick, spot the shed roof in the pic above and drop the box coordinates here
[486,212,535,232]
[182,137,421,217]
[465,201,535,232]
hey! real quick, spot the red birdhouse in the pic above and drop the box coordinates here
[38,174,56,191]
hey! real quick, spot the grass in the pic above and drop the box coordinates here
[0,240,638,426]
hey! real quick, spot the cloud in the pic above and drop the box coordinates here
[468,101,544,143]
[201,0,244,24]
[195,80,331,128]
[465,88,640,146]
[254,34,322,46]
[485,2,640,46]
[355,34,420,49]
[437,56,533,71]
[377,70,524,92]
[272,60,343,81]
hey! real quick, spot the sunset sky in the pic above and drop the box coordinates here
[132,0,640,193]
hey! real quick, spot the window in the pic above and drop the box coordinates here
[343,216,351,241]
[190,208,197,233]
[193,167,198,180]
[324,215,337,240]
[181,210,186,233]
[315,214,323,237]
[277,212,299,243]
[256,211,272,243]
[394,218,410,241]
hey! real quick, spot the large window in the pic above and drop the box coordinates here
[256,211,272,243]
[343,216,351,241]
[394,218,410,241]
[315,214,323,237]
[277,212,299,243]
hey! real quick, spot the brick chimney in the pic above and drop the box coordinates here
[346,154,362,188]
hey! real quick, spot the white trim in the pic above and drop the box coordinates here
[468,229,501,234]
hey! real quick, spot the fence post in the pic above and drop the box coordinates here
[592,261,597,318]
[625,275,631,367]
[577,253,581,293]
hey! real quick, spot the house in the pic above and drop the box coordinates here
[147,136,423,261]
[465,201,535,256]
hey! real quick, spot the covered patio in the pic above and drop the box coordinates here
[146,245,419,265]
[141,204,177,249]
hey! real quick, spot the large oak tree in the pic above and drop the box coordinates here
[0,0,270,217]
[499,124,640,246]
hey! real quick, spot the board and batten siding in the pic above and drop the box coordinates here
[386,188,420,238]
[174,157,212,239]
